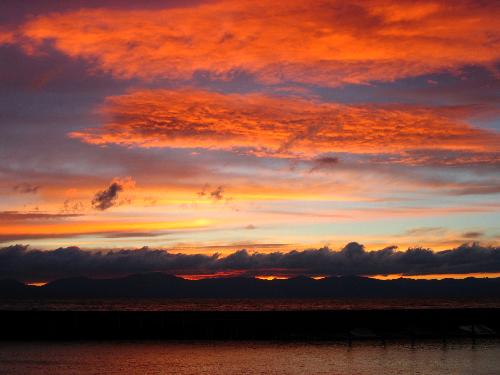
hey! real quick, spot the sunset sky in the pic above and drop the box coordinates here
[0,0,499,280]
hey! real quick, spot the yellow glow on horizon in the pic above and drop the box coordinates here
[26,282,47,287]
[255,275,290,281]
[370,272,500,280]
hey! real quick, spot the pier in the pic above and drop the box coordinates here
[0,308,498,341]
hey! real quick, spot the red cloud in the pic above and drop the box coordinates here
[70,89,500,164]
[9,0,500,86]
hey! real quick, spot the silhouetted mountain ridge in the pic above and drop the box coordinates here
[1,273,500,299]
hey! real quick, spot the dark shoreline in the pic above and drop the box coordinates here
[1,308,498,341]
[4,274,500,300]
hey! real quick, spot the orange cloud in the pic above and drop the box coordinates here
[11,0,500,86]
[0,30,14,44]
[370,272,500,280]
[0,218,212,242]
[70,89,499,163]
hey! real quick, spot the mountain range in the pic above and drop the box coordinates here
[1,273,500,299]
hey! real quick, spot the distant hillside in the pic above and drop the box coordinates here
[1,273,500,299]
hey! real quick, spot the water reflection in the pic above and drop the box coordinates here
[0,340,498,375]
[1,298,500,311]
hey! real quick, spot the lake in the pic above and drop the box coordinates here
[1,298,499,311]
[0,340,498,374]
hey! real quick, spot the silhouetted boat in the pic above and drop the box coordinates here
[459,324,496,336]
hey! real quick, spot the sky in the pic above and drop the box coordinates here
[0,0,499,280]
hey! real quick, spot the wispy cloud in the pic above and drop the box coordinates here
[0,211,81,222]
[13,183,40,194]
[309,156,340,172]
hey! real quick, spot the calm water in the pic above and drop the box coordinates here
[1,298,500,311]
[0,340,498,374]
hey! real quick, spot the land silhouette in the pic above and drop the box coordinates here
[2,273,500,299]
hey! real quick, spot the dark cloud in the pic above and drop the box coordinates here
[62,199,85,214]
[0,211,81,222]
[309,156,339,172]
[92,181,123,210]
[0,245,218,282]
[0,230,174,243]
[197,183,210,197]
[369,150,500,168]
[404,227,446,236]
[462,231,484,239]
[198,184,226,201]
[210,186,225,201]
[13,183,40,194]
[450,184,500,196]
[101,231,168,239]
[1,242,499,283]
